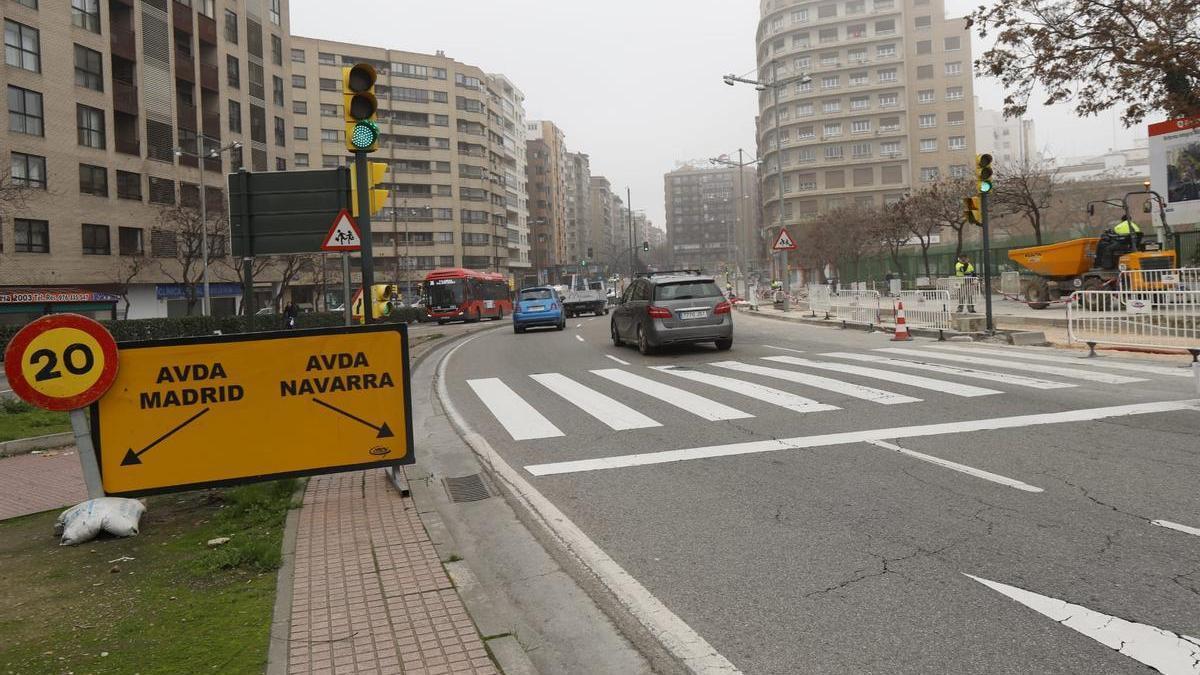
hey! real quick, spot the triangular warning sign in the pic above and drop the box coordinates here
[321,209,362,252]
[772,227,798,251]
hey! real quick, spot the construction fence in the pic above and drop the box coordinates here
[896,290,953,331]
[1068,289,1200,352]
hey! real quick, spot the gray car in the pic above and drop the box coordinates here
[610,272,733,354]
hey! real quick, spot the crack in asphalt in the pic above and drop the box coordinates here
[803,538,959,600]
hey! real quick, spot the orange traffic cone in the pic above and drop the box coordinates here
[892,300,912,341]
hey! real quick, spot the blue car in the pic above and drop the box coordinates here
[513,286,566,333]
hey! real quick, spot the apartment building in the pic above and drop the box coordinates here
[525,120,567,281]
[755,0,976,225]
[2,0,294,320]
[487,73,530,272]
[975,98,1037,168]
[564,151,590,268]
[289,38,522,290]
[664,165,756,274]
[588,176,615,267]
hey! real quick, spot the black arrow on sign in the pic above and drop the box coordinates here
[312,398,394,438]
[122,407,212,466]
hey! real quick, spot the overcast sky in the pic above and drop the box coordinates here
[290,0,1144,230]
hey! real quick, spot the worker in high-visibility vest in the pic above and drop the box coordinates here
[1096,218,1143,269]
[955,255,977,313]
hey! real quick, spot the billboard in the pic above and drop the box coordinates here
[1149,115,1200,228]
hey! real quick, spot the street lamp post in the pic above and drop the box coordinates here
[175,137,242,317]
[711,148,760,298]
[723,64,809,311]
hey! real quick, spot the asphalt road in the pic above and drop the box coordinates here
[439,310,1200,674]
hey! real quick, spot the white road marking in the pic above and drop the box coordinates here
[590,369,753,421]
[867,440,1043,492]
[876,348,1145,385]
[576,323,582,328]
[1152,519,1200,538]
[763,345,806,354]
[440,338,742,674]
[531,373,661,431]
[575,335,585,342]
[930,344,1192,378]
[711,361,921,405]
[650,366,839,414]
[822,352,1076,390]
[763,355,1002,398]
[604,354,631,366]
[965,574,1200,674]
[466,378,564,441]
[524,399,1200,475]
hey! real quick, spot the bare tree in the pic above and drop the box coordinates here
[153,204,230,316]
[969,0,1200,125]
[912,177,977,257]
[892,193,941,278]
[108,255,150,319]
[991,160,1058,244]
[870,202,913,273]
[0,168,33,220]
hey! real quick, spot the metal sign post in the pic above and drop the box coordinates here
[342,254,353,326]
[355,151,376,324]
[981,190,995,333]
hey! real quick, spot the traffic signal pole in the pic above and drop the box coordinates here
[981,190,994,333]
[355,150,376,324]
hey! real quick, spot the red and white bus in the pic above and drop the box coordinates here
[423,268,512,324]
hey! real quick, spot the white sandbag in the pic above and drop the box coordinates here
[55,498,147,546]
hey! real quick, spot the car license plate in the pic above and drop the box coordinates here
[680,310,707,320]
[529,305,545,312]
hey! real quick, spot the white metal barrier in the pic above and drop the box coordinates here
[830,290,881,326]
[1000,271,1022,297]
[936,277,983,312]
[807,284,832,316]
[896,290,952,331]
[1068,290,1200,351]
[1120,267,1200,292]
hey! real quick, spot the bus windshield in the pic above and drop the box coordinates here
[427,279,465,307]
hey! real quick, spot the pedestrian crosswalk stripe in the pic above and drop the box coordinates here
[650,366,840,414]
[530,373,661,431]
[875,348,1145,384]
[927,344,1192,378]
[467,378,565,440]
[710,361,922,405]
[761,355,1002,397]
[590,369,754,421]
[820,352,1077,390]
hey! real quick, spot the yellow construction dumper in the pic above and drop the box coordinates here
[1008,238,1176,308]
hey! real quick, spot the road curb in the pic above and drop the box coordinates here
[0,432,74,458]
[265,484,303,675]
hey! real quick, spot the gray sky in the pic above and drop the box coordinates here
[290,0,1144,230]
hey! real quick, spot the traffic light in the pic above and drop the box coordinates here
[587,247,594,258]
[581,259,588,268]
[962,196,981,225]
[642,241,650,252]
[976,153,994,194]
[350,160,388,217]
[343,63,379,153]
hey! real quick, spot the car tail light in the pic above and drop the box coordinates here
[714,301,732,315]
[647,305,672,319]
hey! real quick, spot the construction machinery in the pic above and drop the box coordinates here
[1007,186,1178,308]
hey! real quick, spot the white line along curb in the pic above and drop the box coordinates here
[437,335,741,674]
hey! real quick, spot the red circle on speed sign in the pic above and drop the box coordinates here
[3,314,120,411]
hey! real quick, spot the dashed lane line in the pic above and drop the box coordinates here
[604,355,631,366]
[867,440,1043,492]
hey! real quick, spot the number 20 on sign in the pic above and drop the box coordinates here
[4,314,119,411]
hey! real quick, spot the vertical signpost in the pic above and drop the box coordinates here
[976,154,995,333]
[343,63,382,324]
[321,209,364,327]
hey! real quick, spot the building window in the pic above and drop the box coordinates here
[79,164,108,197]
[852,143,872,158]
[822,100,840,113]
[947,110,966,126]
[294,126,308,140]
[320,128,339,142]
[949,135,967,150]
[318,52,336,65]
[227,55,240,88]
[272,75,284,106]
[7,86,43,136]
[881,141,901,156]
[823,122,842,137]
[228,99,242,133]
[119,227,143,255]
[920,166,940,181]
[274,116,285,146]
[794,56,811,70]
[5,20,40,72]
[790,8,809,22]
[880,116,901,132]
[319,78,338,91]
[291,48,305,63]
[949,164,970,178]
[270,34,282,66]
[917,40,932,55]
[82,224,110,255]
[321,155,338,168]
[878,93,898,107]
[291,75,306,89]
[148,177,175,204]
[798,147,816,162]
[14,219,49,253]
[824,145,844,160]
[915,15,932,29]
[249,105,266,143]
[850,96,869,110]
[821,76,839,89]
[946,86,965,101]
[848,49,867,64]
[294,153,309,167]
[10,152,46,189]
[944,36,961,51]
[117,170,142,201]
[849,72,868,86]
[878,68,897,83]
[918,89,935,104]
[877,44,896,58]
[224,10,238,43]
[797,125,815,139]
[13,0,37,8]
[945,61,963,76]
[851,119,871,134]
[792,33,810,49]
[269,0,281,26]
[918,113,937,128]
[875,19,895,35]
[248,62,264,99]
[819,28,839,44]
[795,80,812,94]
[77,104,106,149]
[920,138,937,153]
[276,157,286,171]
[320,103,339,117]
[846,0,866,13]
[820,53,838,67]
[74,44,104,91]
[917,65,934,79]
[71,0,101,33]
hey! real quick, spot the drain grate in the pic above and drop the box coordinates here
[443,473,493,503]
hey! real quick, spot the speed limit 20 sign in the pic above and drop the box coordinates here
[4,314,119,411]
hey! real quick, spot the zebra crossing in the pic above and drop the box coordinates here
[465,345,1180,442]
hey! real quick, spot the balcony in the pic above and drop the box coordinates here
[115,137,140,156]
[110,28,136,60]
[202,111,220,137]
[199,62,218,91]
[113,80,139,115]
[175,54,195,81]
[177,102,198,130]
[172,1,193,32]
[197,14,217,45]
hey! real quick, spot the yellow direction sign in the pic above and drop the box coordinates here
[91,325,412,496]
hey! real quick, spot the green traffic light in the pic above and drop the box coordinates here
[351,120,379,149]
[980,180,993,193]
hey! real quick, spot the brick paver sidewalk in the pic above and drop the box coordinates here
[0,450,86,520]
[286,470,496,675]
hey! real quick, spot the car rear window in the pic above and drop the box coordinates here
[519,289,553,301]
[654,281,722,301]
